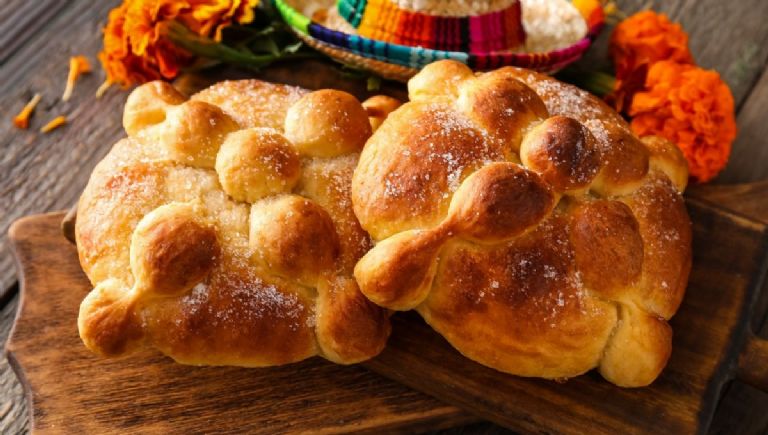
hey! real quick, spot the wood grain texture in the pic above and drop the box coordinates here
[0,0,125,301]
[687,181,768,225]
[362,196,768,434]
[0,295,28,435]
[738,333,768,393]
[718,69,768,183]
[0,0,69,65]
[6,213,476,434]
[687,183,768,338]
[709,382,768,435]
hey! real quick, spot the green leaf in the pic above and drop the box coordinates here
[248,37,280,56]
[167,21,317,70]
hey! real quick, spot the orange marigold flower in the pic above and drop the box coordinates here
[99,3,169,87]
[628,61,736,183]
[187,0,260,41]
[99,0,259,88]
[609,11,693,81]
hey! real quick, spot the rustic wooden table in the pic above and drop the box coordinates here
[1,0,767,433]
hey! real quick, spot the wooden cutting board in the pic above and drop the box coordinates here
[7,212,477,434]
[8,182,768,434]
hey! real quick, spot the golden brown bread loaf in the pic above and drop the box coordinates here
[76,79,395,366]
[351,60,692,387]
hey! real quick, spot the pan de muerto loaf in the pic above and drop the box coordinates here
[76,79,396,366]
[351,60,691,387]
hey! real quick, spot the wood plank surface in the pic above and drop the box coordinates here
[7,213,477,434]
[1,0,768,433]
[0,0,69,65]
[0,0,125,300]
[0,295,28,435]
[719,69,768,183]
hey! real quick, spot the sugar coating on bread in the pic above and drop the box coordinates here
[77,80,392,366]
[351,60,691,387]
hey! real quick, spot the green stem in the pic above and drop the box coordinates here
[556,70,617,97]
[167,21,317,69]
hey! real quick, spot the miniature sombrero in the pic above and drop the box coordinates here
[275,0,605,81]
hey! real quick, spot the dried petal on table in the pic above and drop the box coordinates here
[40,116,68,133]
[12,94,42,129]
[62,56,92,102]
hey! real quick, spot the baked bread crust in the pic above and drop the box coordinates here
[351,60,692,387]
[76,79,394,366]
